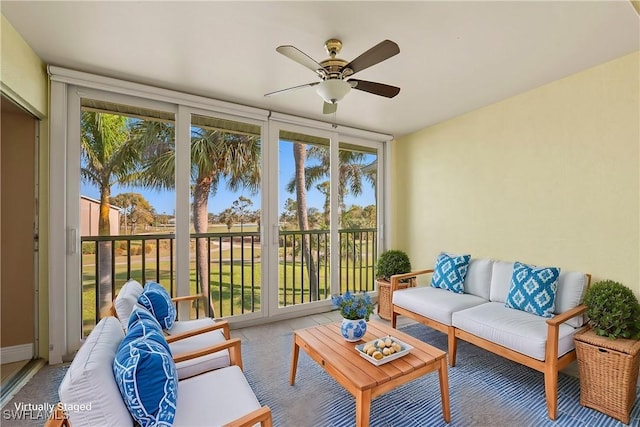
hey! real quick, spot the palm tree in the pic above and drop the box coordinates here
[132,122,260,315]
[287,146,376,285]
[292,143,319,301]
[80,111,138,312]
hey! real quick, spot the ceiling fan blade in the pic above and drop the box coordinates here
[323,102,337,114]
[344,40,400,75]
[276,45,326,75]
[349,79,400,98]
[264,82,320,97]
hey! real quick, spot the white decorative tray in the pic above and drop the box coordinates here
[355,335,413,366]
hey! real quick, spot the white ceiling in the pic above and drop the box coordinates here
[2,1,638,137]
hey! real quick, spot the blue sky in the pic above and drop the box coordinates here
[81,142,375,216]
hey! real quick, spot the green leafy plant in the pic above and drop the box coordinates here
[331,291,374,320]
[376,250,412,282]
[583,280,640,339]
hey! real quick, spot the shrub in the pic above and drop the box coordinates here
[376,250,411,282]
[82,242,95,255]
[583,280,640,339]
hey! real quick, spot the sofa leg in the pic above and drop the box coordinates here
[391,311,397,328]
[544,368,558,420]
[447,326,457,367]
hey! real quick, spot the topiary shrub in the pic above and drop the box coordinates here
[376,250,412,282]
[583,280,640,340]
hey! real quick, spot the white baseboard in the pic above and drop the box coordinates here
[1,344,33,364]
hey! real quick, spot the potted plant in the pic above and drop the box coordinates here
[582,280,640,339]
[332,291,375,342]
[375,250,413,320]
[574,280,640,423]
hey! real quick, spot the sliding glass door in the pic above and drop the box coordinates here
[270,123,383,315]
[51,69,386,359]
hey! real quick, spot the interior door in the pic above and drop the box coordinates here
[1,95,37,363]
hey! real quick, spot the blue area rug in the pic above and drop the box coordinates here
[242,323,640,427]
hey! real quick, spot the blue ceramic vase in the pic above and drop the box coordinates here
[340,318,367,342]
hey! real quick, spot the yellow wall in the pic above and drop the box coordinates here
[1,15,47,116]
[1,14,49,358]
[391,52,639,297]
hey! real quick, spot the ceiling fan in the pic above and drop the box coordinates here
[265,39,400,114]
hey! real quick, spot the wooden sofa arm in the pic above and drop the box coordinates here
[545,304,588,362]
[173,337,243,369]
[546,304,587,327]
[166,320,230,342]
[390,269,434,292]
[223,405,273,427]
[172,293,205,303]
[44,403,69,427]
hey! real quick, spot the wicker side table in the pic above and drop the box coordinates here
[376,277,416,320]
[574,328,640,424]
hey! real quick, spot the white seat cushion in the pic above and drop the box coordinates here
[174,365,262,426]
[452,302,578,361]
[170,329,231,379]
[166,317,217,335]
[114,280,143,331]
[58,317,132,427]
[393,286,488,326]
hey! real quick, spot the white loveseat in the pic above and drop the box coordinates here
[45,316,272,427]
[391,257,591,420]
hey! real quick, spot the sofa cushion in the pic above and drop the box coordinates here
[555,271,589,328]
[170,329,231,380]
[505,262,560,318]
[115,279,143,331]
[166,317,217,336]
[489,261,515,303]
[174,365,262,426]
[463,258,494,300]
[114,333,178,427]
[452,302,578,361]
[431,253,471,294]
[58,317,133,427]
[138,282,176,330]
[393,286,488,326]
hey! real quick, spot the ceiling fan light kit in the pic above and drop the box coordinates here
[266,38,400,114]
[316,79,352,104]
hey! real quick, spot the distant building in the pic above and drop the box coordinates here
[80,195,120,236]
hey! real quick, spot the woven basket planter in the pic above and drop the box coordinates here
[574,328,640,424]
[376,277,416,320]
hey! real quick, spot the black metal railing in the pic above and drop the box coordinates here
[81,228,376,336]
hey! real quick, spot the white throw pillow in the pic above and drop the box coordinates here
[114,279,143,331]
[58,316,132,427]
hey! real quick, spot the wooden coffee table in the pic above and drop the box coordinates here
[290,321,451,426]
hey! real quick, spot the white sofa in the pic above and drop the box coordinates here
[46,316,272,427]
[391,257,591,421]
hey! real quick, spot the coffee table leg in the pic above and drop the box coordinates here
[355,389,372,427]
[289,335,300,386]
[438,357,451,423]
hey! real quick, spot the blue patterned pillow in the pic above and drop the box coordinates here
[123,307,169,351]
[138,282,176,330]
[505,262,560,318]
[113,333,177,427]
[431,253,471,294]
